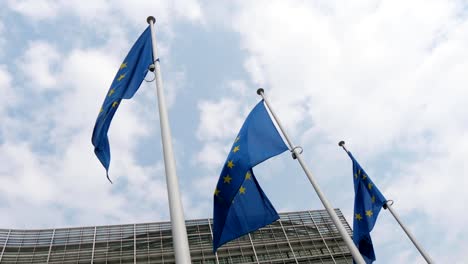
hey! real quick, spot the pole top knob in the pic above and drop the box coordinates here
[147,16,156,24]
[257,88,265,95]
[338,141,345,147]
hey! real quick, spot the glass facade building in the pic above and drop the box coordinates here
[0,209,352,263]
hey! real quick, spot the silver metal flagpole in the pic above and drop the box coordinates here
[385,202,434,263]
[257,89,366,264]
[147,16,191,263]
[339,141,434,264]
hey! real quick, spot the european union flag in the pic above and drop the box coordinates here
[92,27,153,182]
[212,100,288,251]
[347,152,387,263]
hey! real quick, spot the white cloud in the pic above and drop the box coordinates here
[171,0,203,23]
[7,0,60,20]
[229,0,465,146]
[0,142,55,203]
[60,0,109,21]
[194,142,227,170]
[386,132,468,232]
[18,41,60,90]
[0,66,15,118]
[243,57,266,85]
[114,0,203,25]
[228,0,468,157]
[0,128,168,227]
[0,21,4,54]
[196,98,244,140]
[227,80,249,97]
[7,0,203,26]
[164,71,187,108]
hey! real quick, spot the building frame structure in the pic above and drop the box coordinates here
[0,209,352,263]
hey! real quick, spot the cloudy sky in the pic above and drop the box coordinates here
[1,0,467,263]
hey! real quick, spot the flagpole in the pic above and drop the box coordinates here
[257,89,366,264]
[147,16,191,263]
[385,202,434,263]
[338,141,434,264]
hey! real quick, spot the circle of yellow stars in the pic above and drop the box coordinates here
[354,167,379,221]
[214,135,255,199]
[99,62,128,115]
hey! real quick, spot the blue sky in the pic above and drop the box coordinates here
[1,0,467,263]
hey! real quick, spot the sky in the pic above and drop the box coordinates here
[0,0,467,263]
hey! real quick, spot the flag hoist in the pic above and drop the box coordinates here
[92,16,192,262]
[257,89,367,264]
[339,141,433,264]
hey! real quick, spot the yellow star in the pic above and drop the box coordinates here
[354,173,358,179]
[117,74,125,81]
[227,160,234,169]
[112,101,119,107]
[235,136,240,143]
[214,189,220,196]
[99,107,103,113]
[371,195,376,203]
[239,186,246,194]
[355,213,363,221]
[245,171,251,180]
[108,89,115,97]
[358,169,361,175]
[223,175,232,184]
[120,62,127,70]
[362,174,367,180]
[366,210,373,217]
[368,183,373,190]
[232,146,240,153]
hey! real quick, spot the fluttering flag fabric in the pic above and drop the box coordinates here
[92,27,153,182]
[212,100,288,252]
[347,152,387,263]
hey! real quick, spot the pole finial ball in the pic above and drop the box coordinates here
[338,141,345,147]
[147,16,156,24]
[257,88,265,95]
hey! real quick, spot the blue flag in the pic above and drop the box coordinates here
[92,27,153,182]
[212,100,288,252]
[347,151,387,263]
